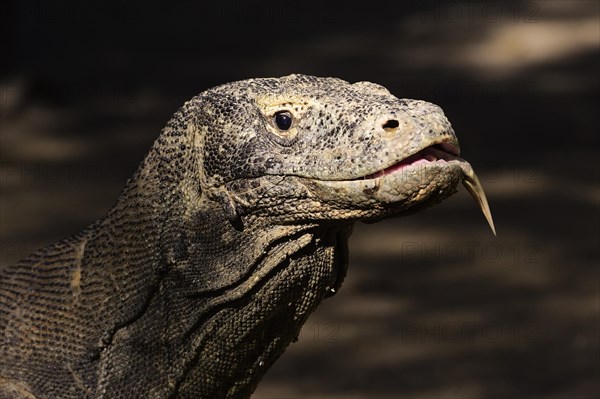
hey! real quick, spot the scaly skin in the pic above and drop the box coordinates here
[0,75,490,398]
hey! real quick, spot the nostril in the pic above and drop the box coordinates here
[382,119,399,131]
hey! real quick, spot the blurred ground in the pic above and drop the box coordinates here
[1,1,598,398]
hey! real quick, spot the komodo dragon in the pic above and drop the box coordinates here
[0,74,495,398]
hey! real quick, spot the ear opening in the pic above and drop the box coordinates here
[215,189,244,231]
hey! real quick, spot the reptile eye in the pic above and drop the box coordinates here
[274,111,293,131]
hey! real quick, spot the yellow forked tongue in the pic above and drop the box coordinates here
[459,162,497,236]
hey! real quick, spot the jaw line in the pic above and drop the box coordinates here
[302,160,465,206]
[356,143,462,181]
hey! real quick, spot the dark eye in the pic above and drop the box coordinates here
[274,111,293,131]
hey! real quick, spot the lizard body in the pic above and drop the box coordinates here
[0,74,493,398]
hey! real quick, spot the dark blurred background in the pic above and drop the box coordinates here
[1,0,598,397]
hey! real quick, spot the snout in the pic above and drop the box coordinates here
[369,99,459,157]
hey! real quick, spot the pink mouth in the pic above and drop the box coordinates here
[364,143,460,179]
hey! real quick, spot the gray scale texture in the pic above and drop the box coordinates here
[0,74,466,398]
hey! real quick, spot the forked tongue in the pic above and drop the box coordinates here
[459,162,496,236]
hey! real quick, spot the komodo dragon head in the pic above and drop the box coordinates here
[0,74,494,399]
[197,74,494,231]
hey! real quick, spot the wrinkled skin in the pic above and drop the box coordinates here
[0,75,492,398]
[200,76,463,222]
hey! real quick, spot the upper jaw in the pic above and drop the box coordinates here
[359,138,461,180]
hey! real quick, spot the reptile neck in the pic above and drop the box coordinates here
[93,170,351,397]
[167,225,349,398]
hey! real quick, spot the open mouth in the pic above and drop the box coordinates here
[363,143,461,179]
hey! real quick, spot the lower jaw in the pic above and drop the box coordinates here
[304,161,465,215]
